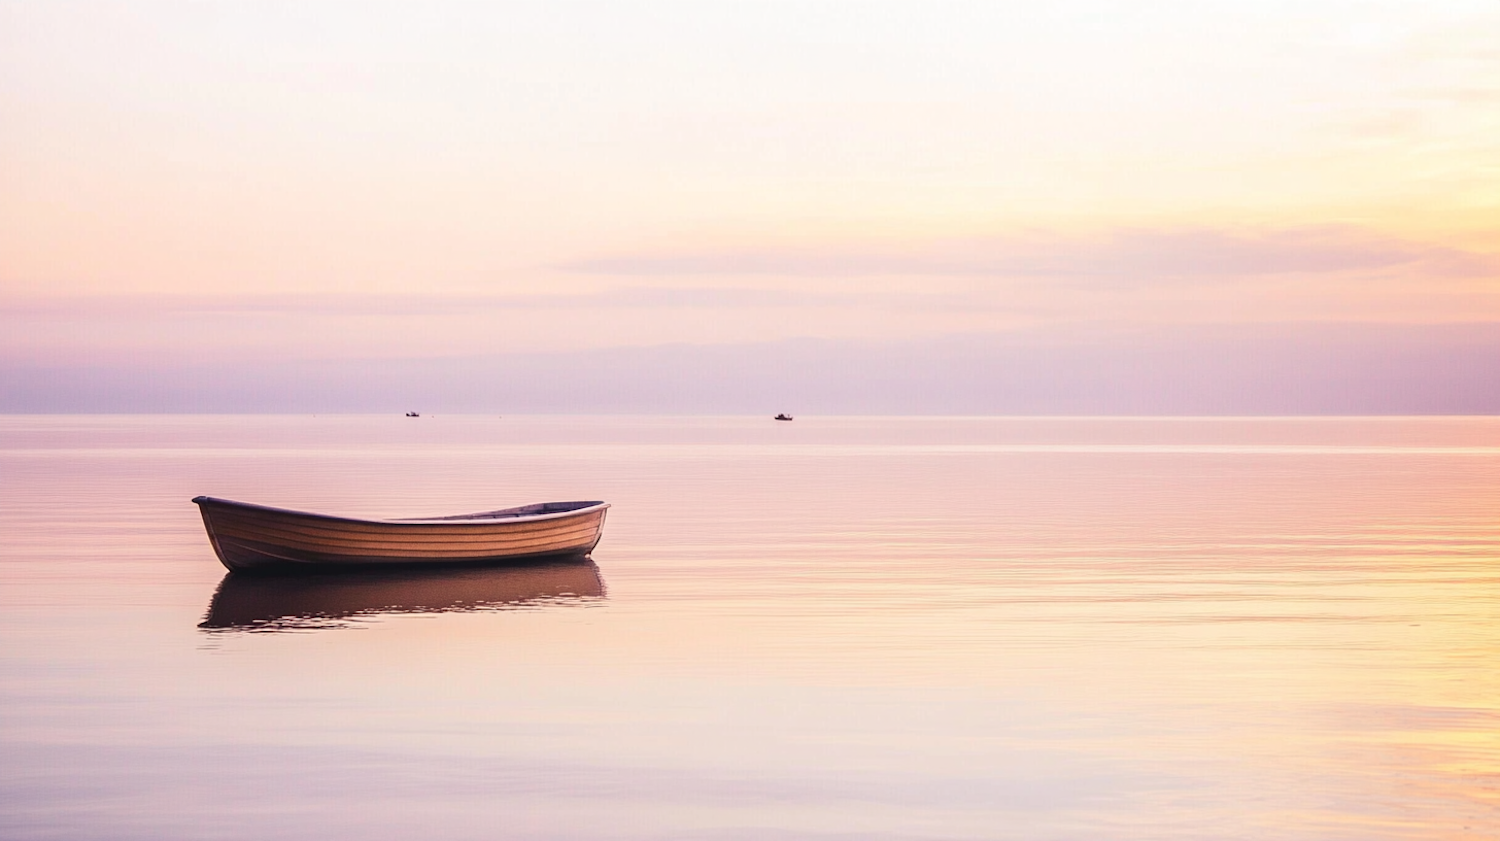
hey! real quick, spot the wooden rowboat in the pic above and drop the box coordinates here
[192,496,609,572]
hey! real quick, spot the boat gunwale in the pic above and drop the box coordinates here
[192,496,610,527]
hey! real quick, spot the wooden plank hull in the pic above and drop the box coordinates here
[193,496,609,572]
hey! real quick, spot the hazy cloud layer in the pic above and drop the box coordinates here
[0,287,1004,319]
[564,227,1500,282]
[6,322,1498,415]
[6,227,1494,327]
[0,288,857,317]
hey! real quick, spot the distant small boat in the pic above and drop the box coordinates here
[192,496,609,573]
[405,411,420,417]
[774,413,794,421]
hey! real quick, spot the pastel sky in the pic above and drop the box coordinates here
[2,1,1498,410]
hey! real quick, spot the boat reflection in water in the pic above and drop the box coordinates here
[199,558,606,632]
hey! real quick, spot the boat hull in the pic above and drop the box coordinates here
[193,496,609,572]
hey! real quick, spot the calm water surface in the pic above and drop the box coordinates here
[1,415,1497,840]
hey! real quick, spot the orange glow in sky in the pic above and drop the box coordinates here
[1,2,1497,407]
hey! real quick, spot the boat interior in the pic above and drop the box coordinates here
[398,500,606,522]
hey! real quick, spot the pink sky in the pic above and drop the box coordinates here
[2,1,1497,409]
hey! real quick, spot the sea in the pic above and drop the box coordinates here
[1,415,1496,840]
